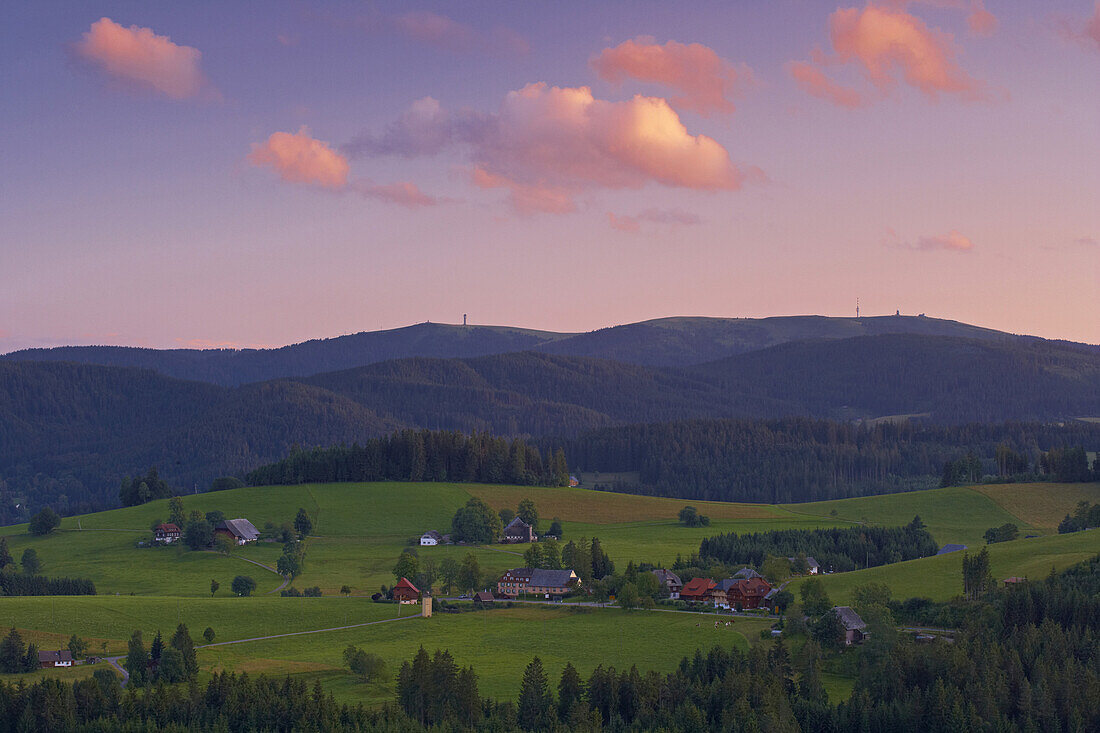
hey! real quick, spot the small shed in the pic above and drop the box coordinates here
[834,606,868,645]
[474,590,495,605]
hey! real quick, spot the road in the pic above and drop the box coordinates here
[103,656,130,687]
[445,596,780,620]
[195,614,419,649]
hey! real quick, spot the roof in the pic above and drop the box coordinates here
[1004,576,1028,584]
[937,544,968,555]
[394,577,419,592]
[834,606,867,631]
[155,523,180,532]
[216,518,260,541]
[805,556,820,568]
[421,530,442,540]
[528,569,577,588]
[503,516,531,534]
[474,591,495,602]
[38,650,73,663]
[733,567,763,579]
[740,578,771,595]
[652,569,682,586]
[681,577,716,595]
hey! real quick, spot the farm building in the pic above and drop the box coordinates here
[420,530,442,546]
[1004,576,1028,586]
[393,577,420,604]
[936,544,968,555]
[713,577,772,610]
[679,577,716,603]
[733,567,763,580]
[214,518,260,545]
[652,569,683,598]
[497,568,579,598]
[153,523,181,543]
[834,606,868,645]
[501,516,535,543]
[787,556,820,574]
[39,650,73,668]
[474,591,495,605]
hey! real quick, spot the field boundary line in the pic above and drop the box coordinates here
[195,614,418,648]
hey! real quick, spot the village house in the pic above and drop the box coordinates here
[474,590,495,605]
[679,577,716,603]
[393,577,420,604]
[501,516,535,544]
[497,568,579,598]
[834,606,869,645]
[1003,576,1028,586]
[153,522,181,543]
[214,518,260,545]
[733,567,763,580]
[420,530,442,546]
[712,577,772,610]
[39,650,73,668]
[787,556,820,574]
[651,569,683,598]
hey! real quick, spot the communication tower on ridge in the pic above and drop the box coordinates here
[856,298,860,319]
[463,314,467,326]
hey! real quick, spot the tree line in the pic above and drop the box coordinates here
[557,418,1100,503]
[245,430,569,488]
[0,538,95,596]
[698,517,938,572]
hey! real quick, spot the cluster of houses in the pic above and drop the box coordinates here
[659,567,779,611]
[420,515,537,547]
[153,518,260,546]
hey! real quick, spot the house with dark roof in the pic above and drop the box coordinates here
[154,523,181,543]
[834,606,868,645]
[474,590,495,604]
[214,518,260,545]
[733,567,763,580]
[787,556,820,574]
[714,577,772,609]
[420,530,442,546]
[936,544,968,555]
[496,568,579,598]
[39,650,73,668]
[393,577,420,604]
[652,569,683,598]
[501,517,534,543]
[679,577,716,603]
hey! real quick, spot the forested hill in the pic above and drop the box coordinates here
[686,333,1100,423]
[2,333,1099,518]
[1,315,1032,385]
[0,323,566,386]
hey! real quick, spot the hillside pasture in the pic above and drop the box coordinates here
[198,605,769,704]
[791,529,1099,605]
[971,482,1100,530]
[784,486,1037,548]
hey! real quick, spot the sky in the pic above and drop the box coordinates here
[1,1,1098,352]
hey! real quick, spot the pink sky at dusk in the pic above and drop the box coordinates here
[0,1,1097,352]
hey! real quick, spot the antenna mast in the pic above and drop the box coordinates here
[856,298,860,319]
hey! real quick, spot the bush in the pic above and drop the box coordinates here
[303,586,322,597]
[231,576,256,596]
[209,477,244,492]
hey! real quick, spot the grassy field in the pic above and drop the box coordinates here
[198,605,770,704]
[790,528,1100,605]
[970,482,1100,530]
[783,485,1043,548]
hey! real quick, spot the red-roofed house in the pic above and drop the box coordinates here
[393,577,420,604]
[154,523,181,543]
[680,577,716,603]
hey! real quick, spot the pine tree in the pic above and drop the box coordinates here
[170,623,198,679]
[0,538,12,568]
[0,627,25,673]
[518,656,553,731]
[557,661,584,722]
[149,631,163,662]
[124,631,148,687]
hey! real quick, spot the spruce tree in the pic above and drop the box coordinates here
[517,656,553,731]
[557,661,584,722]
[124,631,148,687]
[0,627,25,673]
[0,538,12,568]
[170,624,197,679]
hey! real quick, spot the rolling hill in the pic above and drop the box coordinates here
[0,314,1037,386]
[2,334,1100,517]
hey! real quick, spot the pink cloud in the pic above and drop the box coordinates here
[792,5,985,106]
[914,230,974,252]
[248,128,350,188]
[787,61,865,108]
[590,38,751,116]
[74,17,212,99]
[966,5,998,37]
[354,181,440,208]
[354,83,744,214]
[830,6,983,99]
[607,208,702,233]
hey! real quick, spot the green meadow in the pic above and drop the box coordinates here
[1,479,1096,705]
